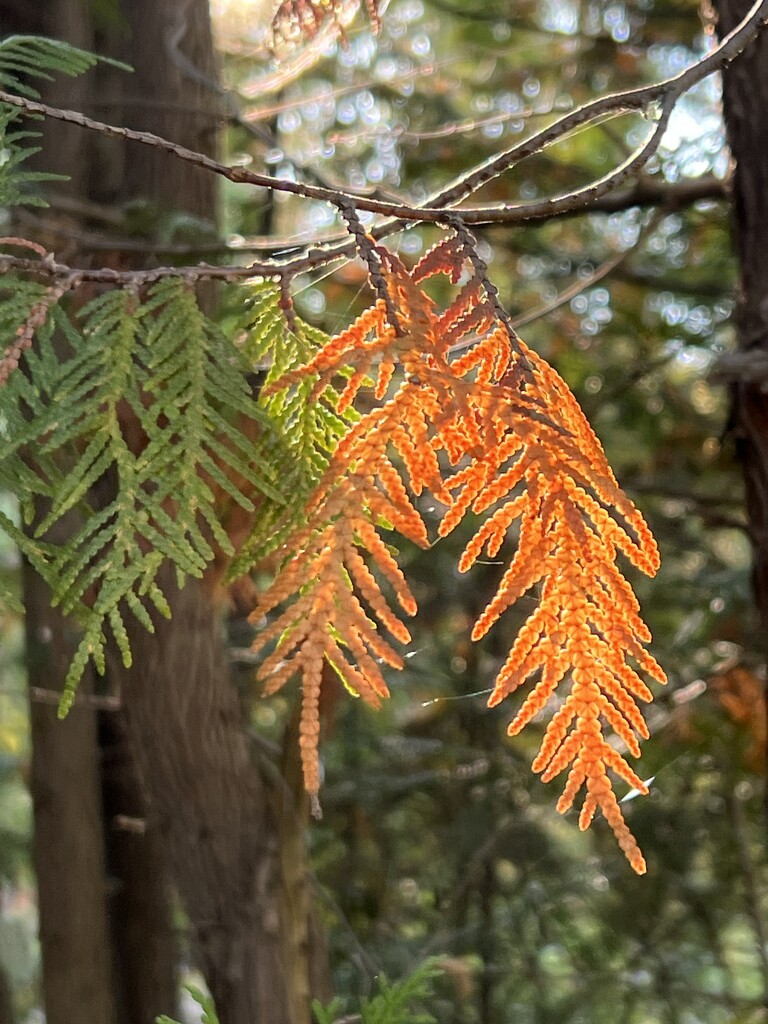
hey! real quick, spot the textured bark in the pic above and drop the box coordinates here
[100,710,178,1024]
[93,0,220,217]
[121,572,291,1024]
[95,4,291,1019]
[0,2,39,34]
[24,560,116,1024]
[715,2,768,810]
[39,8,181,1021]
[8,0,186,1021]
[96,5,324,1018]
[274,708,333,1024]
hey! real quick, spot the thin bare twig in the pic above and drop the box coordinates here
[0,0,763,229]
[29,686,121,711]
[509,251,628,332]
[0,0,761,290]
[20,174,724,264]
[428,0,768,216]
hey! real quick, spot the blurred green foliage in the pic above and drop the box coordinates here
[313,957,443,1024]
[157,984,221,1024]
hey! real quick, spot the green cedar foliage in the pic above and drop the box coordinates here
[0,35,129,206]
[231,282,354,573]
[0,271,336,712]
[0,39,360,714]
[156,984,220,1024]
[312,959,443,1024]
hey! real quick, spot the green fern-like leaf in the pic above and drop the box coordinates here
[155,984,220,1024]
[0,35,131,205]
[0,291,172,709]
[0,277,63,525]
[0,280,288,711]
[361,959,442,1024]
[229,283,354,573]
[0,106,60,208]
[0,35,129,95]
[137,280,284,570]
[312,959,443,1024]
[186,985,220,1024]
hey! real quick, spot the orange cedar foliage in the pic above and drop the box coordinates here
[712,666,766,773]
[438,333,664,873]
[270,0,344,47]
[270,0,381,50]
[251,236,665,871]
[251,473,424,794]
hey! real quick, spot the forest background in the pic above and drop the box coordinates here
[0,0,766,1023]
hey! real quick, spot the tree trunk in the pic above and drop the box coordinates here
[8,0,328,1016]
[100,709,178,1024]
[95,3,292,1019]
[44,3,182,1019]
[24,560,116,1024]
[0,963,14,1024]
[93,3,327,1016]
[7,0,196,1021]
[121,572,292,1024]
[715,1,768,813]
[274,705,334,1023]
[8,2,123,1022]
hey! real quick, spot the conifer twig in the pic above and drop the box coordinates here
[0,0,763,234]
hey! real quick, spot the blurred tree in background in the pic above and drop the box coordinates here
[0,1,766,1024]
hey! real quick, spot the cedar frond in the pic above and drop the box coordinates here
[437,345,664,873]
[0,35,121,96]
[253,231,664,872]
[363,0,383,34]
[0,276,53,386]
[137,281,283,561]
[412,237,467,283]
[229,283,356,572]
[250,475,421,794]
[266,299,391,410]
[270,0,343,49]
[269,0,380,51]
[1,290,174,706]
[0,281,286,711]
[0,36,127,207]
[270,0,382,51]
